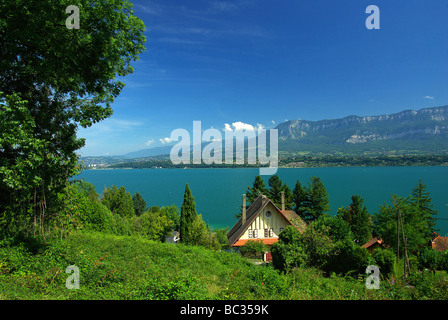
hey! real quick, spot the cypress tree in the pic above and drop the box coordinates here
[180,183,197,244]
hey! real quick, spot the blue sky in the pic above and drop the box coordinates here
[78,0,448,156]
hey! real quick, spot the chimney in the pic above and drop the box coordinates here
[281,191,285,211]
[242,194,246,225]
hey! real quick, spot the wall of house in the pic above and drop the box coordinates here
[239,202,290,240]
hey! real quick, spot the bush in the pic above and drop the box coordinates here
[240,240,267,259]
[271,226,306,271]
[372,248,396,277]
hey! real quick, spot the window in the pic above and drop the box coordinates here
[264,228,268,238]
[253,229,258,238]
[248,229,253,238]
[269,228,273,237]
[265,211,271,218]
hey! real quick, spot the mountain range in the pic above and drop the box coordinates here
[276,105,448,155]
[80,105,448,165]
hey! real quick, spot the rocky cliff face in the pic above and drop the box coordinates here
[276,106,448,144]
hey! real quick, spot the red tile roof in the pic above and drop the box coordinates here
[432,236,448,251]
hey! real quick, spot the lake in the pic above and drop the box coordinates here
[76,167,448,235]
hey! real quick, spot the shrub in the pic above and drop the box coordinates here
[372,248,396,277]
[240,240,267,259]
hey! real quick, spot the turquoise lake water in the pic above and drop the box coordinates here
[77,167,448,234]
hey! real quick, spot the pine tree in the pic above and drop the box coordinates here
[180,183,198,245]
[268,174,283,208]
[132,192,147,216]
[246,175,268,204]
[282,184,294,210]
[410,179,438,237]
[293,180,307,219]
[303,176,330,223]
[337,195,372,244]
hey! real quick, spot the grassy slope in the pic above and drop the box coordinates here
[0,232,445,300]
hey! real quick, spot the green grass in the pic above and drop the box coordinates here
[0,231,447,300]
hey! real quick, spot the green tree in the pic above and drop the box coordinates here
[410,179,438,237]
[0,0,145,237]
[373,195,428,255]
[246,175,268,204]
[271,225,307,271]
[282,184,294,210]
[337,195,372,244]
[137,210,174,242]
[302,177,330,223]
[160,205,180,231]
[240,240,268,259]
[292,180,307,219]
[268,174,283,207]
[180,184,197,245]
[101,185,135,218]
[132,192,147,216]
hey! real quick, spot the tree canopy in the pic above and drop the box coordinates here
[0,0,146,237]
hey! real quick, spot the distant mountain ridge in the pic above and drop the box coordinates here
[80,105,448,165]
[276,105,448,154]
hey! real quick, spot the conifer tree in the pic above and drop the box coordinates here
[282,184,294,210]
[293,180,307,219]
[246,175,268,204]
[337,195,372,244]
[410,179,438,237]
[132,192,147,216]
[303,176,330,223]
[268,174,283,207]
[180,183,198,244]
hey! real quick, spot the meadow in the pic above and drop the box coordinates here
[1,231,447,300]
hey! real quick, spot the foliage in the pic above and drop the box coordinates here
[179,184,197,245]
[410,179,438,237]
[267,175,283,208]
[337,195,373,244]
[373,194,430,255]
[240,240,268,259]
[132,192,147,216]
[2,231,446,300]
[101,185,135,218]
[372,249,396,277]
[245,175,268,204]
[301,177,330,223]
[0,0,145,238]
[292,180,307,218]
[417,248,448,273]
[271,226,307,271]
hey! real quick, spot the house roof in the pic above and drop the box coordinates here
[233,238,279,247]
[227,195,305,247]
[432,236,448,251]
[362,237,384,249]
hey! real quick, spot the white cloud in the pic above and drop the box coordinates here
[424,96,435,100]
[271,120,276,125]
[159,137,172,144]
[223,121,260,132]
[145,139,155,147]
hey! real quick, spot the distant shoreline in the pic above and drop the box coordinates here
[82,154,448,170]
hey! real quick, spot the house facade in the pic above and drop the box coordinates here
[227,193,307,252]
